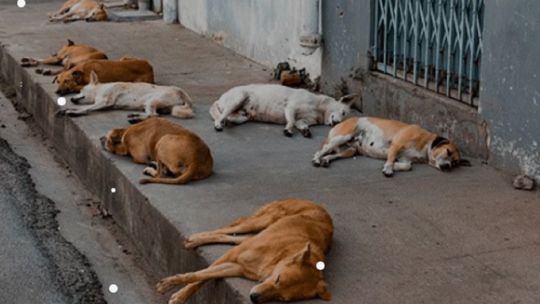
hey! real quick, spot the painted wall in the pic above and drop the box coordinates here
[480,1,540,181]
[177,0,322,79]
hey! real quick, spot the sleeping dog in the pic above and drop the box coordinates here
[20,39,107,76]
[312,116,471,176]
[58,71,193,122]
[210,84,356,137]
[101,117,213,185]
[157,198,333,304]
[54,57,154,95]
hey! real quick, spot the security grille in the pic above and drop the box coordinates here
[371,0,484,106]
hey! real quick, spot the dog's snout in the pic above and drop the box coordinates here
[440,163,451,172]
[250,293,261,304]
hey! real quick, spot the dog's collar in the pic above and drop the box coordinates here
[431,136,450,149]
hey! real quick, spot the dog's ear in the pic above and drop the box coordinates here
[338,94,358,105]
[295,242,312,263]
[459,159,472,167]
[89,71,99,85]
[72,70,85,84]
[99,3,104,9]
[431,136,450,149]
[317,281,332,301]
[67,39,74,46]
[111,135,122,145]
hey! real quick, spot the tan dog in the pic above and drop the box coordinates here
[49,0,107,23]
[20,39,107,76]
[156,198,333,304]
[312,116,471,176]
[54,57,154,95]
[100,117,213,185]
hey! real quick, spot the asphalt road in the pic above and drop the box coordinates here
[0,136,106,304]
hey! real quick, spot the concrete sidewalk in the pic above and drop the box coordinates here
[1,1,540,303]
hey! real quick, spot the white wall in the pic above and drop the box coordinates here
[177,0,322,79]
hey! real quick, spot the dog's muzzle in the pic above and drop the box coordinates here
[250,293,261,304]
[439,163,452,172]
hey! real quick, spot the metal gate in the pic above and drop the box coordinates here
[371,0,484,106]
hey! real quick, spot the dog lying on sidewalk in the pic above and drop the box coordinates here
[101,117,213,185]
[157,198,333,304]
[57,71,193,122]
[312,116,471,176]
[54,57,154,95]
[210,84,356,137]
[48,0,107,23]
[20,39,107,76]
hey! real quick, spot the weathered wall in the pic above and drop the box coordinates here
[177,0,322,79]
[320,0,488,159]
[480,1,540,181]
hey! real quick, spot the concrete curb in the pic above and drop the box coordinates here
[0,44,248,304]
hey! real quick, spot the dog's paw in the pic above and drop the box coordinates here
[283,129,293,137]
[55,109,67,116]
[156,278,176,294]
[35,68,44,74]
[42,69,53,76]
[382,169,394,177]
[183,238,199,249]
[321,159,330,168]
[312,159,321,167]
[21,57,30,63]
[214,125,224,132]
[139,178,151,185]
[300,128,312,138]
[143,167,157,177]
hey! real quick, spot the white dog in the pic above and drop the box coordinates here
[210,84,356,137]
[59,71,193,123]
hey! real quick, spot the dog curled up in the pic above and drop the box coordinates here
[20,39,108,76]
[312,116,471,176]
[210,84,356,137]
[57,71,194,122]
[101,117,213,185]
[157,198,333,304]
[54,57,154,95]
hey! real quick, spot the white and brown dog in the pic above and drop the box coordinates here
[58,71,193,123]
[210,84,356,137]
[312,116,471,176]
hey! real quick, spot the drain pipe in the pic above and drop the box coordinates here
[163,0,178,23]
[300,0,321,55]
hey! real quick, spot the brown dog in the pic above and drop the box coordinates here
[20,39,107,76]
[55,57,154,95]
[48,0,107,23]
[156,198,333,304]
[101,117,213,185]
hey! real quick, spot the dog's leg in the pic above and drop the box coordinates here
[167,282,204,304]
[226,112,249,125]
[188,213,276,241]
[214,93,248,131]
[393,158,412,172]
[184,234,251,249]
[382,144,404,177]
[312,134,354,167]
[283,106,296,137]
[294,119,312,138]
[157,259,243,294]
[59,102,112,116]
[320,145,358,165]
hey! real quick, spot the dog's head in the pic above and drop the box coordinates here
[324,94,356,126]
[85,4,107,22]
[429,136,471,171]
[249,243,331,303]
[73,71,99,103]
[56,39,76,58]
[54,69,86,95]
[100,128,128,155]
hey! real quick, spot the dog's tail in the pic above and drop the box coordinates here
[139,164,197,185]
[170,88,194,119]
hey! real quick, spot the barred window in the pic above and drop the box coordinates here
[371,0,484,106]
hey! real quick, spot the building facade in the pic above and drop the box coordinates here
[164,0,540,183]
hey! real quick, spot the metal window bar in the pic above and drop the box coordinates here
[371,0,484,106]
